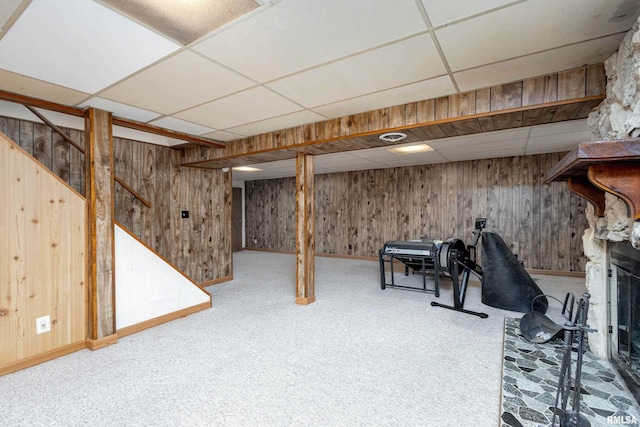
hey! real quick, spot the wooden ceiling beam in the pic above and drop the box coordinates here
[183,95,605,170]
[111,117,225,148]
[0,89,85,116]
[183,64,607,169]
[0,89,225,148]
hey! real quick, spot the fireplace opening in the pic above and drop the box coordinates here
[610,241,640,404]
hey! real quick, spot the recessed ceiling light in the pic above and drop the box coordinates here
[387,144,434,154]
[233,166,262,172]
[379,132,407,142]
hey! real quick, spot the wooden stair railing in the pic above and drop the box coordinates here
[18,105,151,209]
[114,176,151,208]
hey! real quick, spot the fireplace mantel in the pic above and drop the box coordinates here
[547,139,640,218]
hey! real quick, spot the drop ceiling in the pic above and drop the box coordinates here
[0,0,637,181]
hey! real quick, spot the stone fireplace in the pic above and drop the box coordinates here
[580,16,640,399]
[582,194,640,360]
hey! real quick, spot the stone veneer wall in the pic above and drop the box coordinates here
[585,17,640,358]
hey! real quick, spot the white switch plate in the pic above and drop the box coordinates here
[36,315,51,334]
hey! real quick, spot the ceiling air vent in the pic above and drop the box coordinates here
[379,132,407,142]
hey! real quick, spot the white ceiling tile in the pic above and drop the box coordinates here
[0,0,635,182]
[112,125,184,146]
[254,159,296,170]
[441,146,525,162]
[351,148,394,160]
[427,128,529,149]
[100,50,255,115]
[0,0,23,32]
[0,1,179,93]
[226,110,326,137]
[264,170,296,178]
[0,104,82,134]
[78,97,161,122]
[526,132,591,148]
[529,119,589,137]
[0,100,41,122]
[316,163,365,174]
[203,130,243,142]
[381,151,448,166]
[267,34,446,108]
[32,109,84,131]
[192,0,427,82]
[314,154,370,168]
[437,0,638,71]
[0,69,89,106]
[233,160,296,180]
[313,152,353,159]
[525,141,581,155]
[421,0,517,27]
[453,34,624,92]
[350,163,390,172]
[312,76,455,119]
[175,86,303,129]
[433,139,528,155]
[318,159,388,172]
[314,167,334,174]
[232,173,253,181]
[149,117,216,135]
[99,0,260,45]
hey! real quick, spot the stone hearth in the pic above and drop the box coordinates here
[501,318,640,427]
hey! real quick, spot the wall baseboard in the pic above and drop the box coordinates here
[199,275,233,288]
[242,247,293,255]
[86,334,119,350]
[0,341,87,376]
[243,247,378,261]
[117,301,211,338]
[241,248,585,277]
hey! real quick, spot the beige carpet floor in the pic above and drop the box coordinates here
[0,250,589,426]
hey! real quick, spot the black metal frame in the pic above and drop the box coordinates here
[379,250,440,297]
[610,243,640,405]
[430,249,488,318]
[430,218,488,318]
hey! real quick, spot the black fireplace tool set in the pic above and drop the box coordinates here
[520,292,596,427]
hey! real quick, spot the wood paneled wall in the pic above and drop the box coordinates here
[246,177,296,251]
[0,116,85,194]
[1,115,232,284]
[1,133,86,369]
[246,153,588,272]
[179,146,232,283]
[114,140,232,283]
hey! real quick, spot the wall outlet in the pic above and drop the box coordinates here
[254,238,257,244]
[36,315,51,334]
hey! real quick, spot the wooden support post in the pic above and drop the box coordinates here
[85,108,118,348]
[295,153,315,305]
